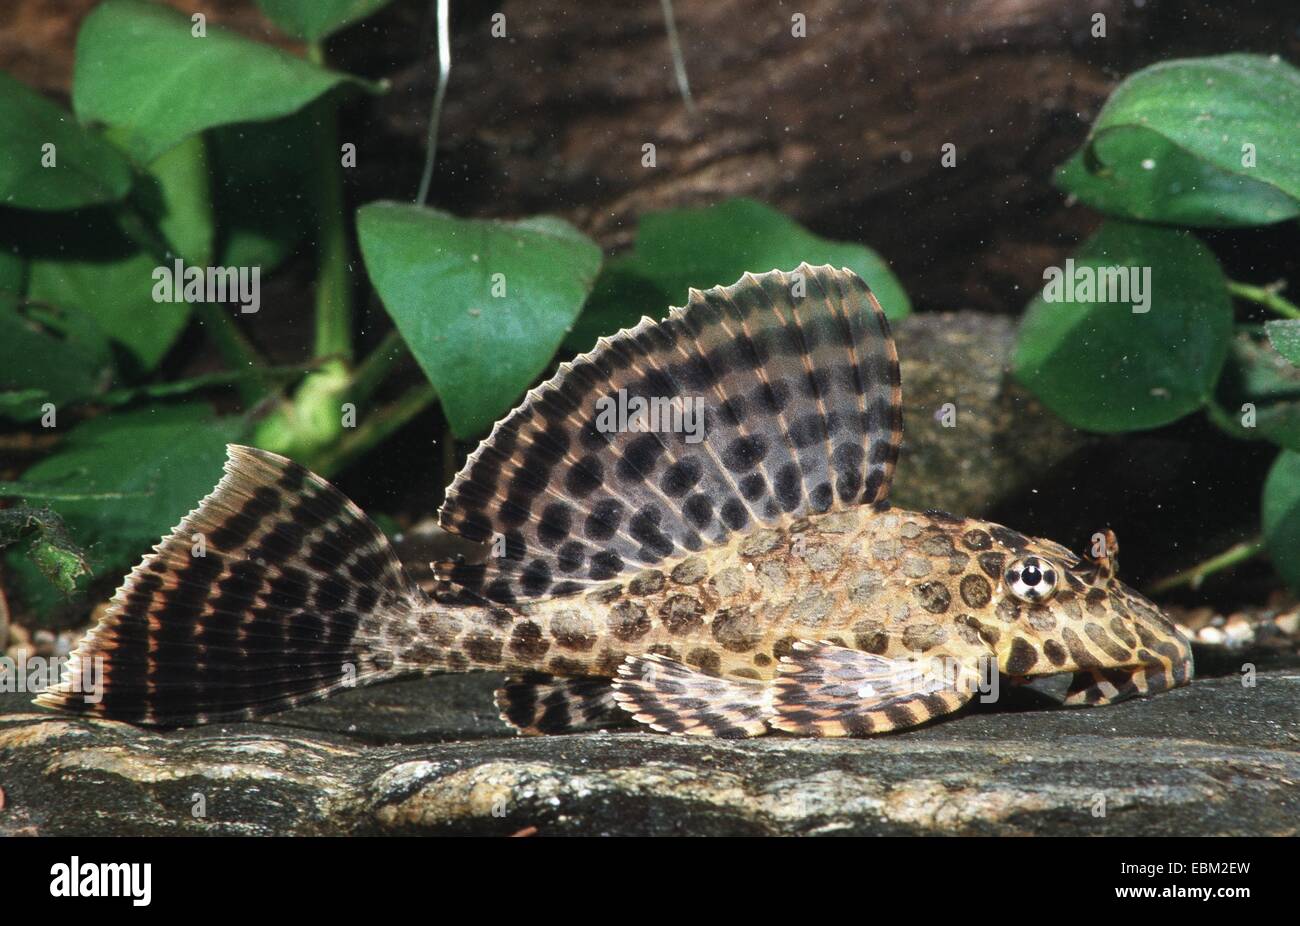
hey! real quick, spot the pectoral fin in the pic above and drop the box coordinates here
[612,654,770,737]
[770,640,983,736]
[496,673,628,735]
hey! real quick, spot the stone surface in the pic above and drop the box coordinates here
[2,644,1296,837]
[890,312,1088,517]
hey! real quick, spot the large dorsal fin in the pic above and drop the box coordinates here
[436,263,902,604]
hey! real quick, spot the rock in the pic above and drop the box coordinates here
[3,649,1297,836]
[871,312,1086,516]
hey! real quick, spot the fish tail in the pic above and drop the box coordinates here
[35,445,430,726]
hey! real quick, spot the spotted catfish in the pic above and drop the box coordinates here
[38,264,1193,736]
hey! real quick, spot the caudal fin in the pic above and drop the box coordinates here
[35,445,427,726]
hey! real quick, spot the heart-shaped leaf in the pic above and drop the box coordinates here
[565,198,909,352]
[28,249,191,372]
[1056,127,1300,227]
[1013,221,1232,432]
[1058,54,1300,227]
[0,69,133,211]
[74,0,372,163]
[357,202,603,438]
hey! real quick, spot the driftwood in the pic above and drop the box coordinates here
[3,0,1291,313]
[367,0,1281,313]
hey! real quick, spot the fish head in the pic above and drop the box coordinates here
[950,522,1193,686]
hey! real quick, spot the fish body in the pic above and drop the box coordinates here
[38,264,1192,736]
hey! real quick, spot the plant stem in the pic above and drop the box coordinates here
[308,382,437,477]
[0,483,151,502]
[1228,280,1300,320]
[100,361,320,407]
[415,0,452,206]
[196,303,262,367]
[659,0,696,114]
[348,328,409,406]
[1148,536,1266,595]
[253,42,356,462]
[308,42,353,362]
[196,303,267,403]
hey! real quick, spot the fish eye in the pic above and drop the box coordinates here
[1004,555,1058,604]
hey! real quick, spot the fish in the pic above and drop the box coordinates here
[36,264,1194,736]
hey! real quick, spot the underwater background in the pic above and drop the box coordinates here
[0,0,1298,836]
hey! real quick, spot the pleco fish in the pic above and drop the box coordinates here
[37,265,1194,737]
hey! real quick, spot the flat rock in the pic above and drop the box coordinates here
[3,648,1296,836]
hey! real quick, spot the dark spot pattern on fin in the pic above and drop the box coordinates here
[495,672,628,735]
[612,653,769,737]
[770,640,976,737]
[35,445,424,726]
[437,264,902,602]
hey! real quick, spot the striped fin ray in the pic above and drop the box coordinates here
[495,673,628,735]
[612,653,770,737]
[36,445,426,726]
[437,263,902,604]
[770,640,978,737]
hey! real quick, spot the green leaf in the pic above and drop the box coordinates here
[73,0,372,163]
[639,200,911,319]
[1212,333,1300,453]
[128,132,215,265]
[1263,450,1300,592]
[256,0,393,42]
[0,69,133,211]
[28,249,191,372]
[0,390,48,415]
[1266,319,1300,367]
[563,255,672,354]
[357,202,603,438]
[0,247,115,415]
[563,198,909,352]
[1059,54,1300,227]
[251,359,352,464]
[1056,128,1300,227]
[1013,221,1232,432]
[8,404,245,576]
